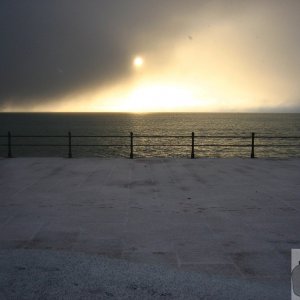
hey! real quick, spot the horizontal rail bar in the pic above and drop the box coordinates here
[1,144,68,147]
[135,144,255,147]
[134,135,190,138]
[254,144,300,147]
[255,136,300,139]
[0,144,130,147]
[72,135,130,138]
[0,135,130,138]
[0,144,299,148]
[125,144,300,148]
[136,136,252,139]
[195,136,251,139]
[72,144,130,147]
[133,144,192,147]
[195,144,252,147]
[197,144,299,147]
[7,135,68,138]
[196,136,300,139]
[0,144,191,147]
[0,135,299,139]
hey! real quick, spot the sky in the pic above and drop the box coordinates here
[1,0,300,112]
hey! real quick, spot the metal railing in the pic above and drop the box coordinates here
[0,131,299,158]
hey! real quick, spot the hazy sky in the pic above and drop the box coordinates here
[1,0,300,112]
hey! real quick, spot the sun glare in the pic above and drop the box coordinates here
[114,84,198,112]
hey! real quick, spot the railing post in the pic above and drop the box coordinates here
[251,132,255,158]
[191,132,195,159]
[8,131,12,158]
[68,131,72,158]
[130,132,133,159]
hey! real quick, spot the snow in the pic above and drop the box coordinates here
[0,157,299,298]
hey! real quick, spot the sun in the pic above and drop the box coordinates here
[133,56,144,68]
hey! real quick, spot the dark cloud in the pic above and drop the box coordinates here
[0,1,135,107]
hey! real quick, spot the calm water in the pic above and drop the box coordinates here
[0,113,300,158]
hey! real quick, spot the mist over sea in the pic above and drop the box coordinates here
[1,113,300,158]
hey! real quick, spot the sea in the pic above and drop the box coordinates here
[0,113,300,158]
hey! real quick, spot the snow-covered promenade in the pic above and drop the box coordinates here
[0,158,299,299]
